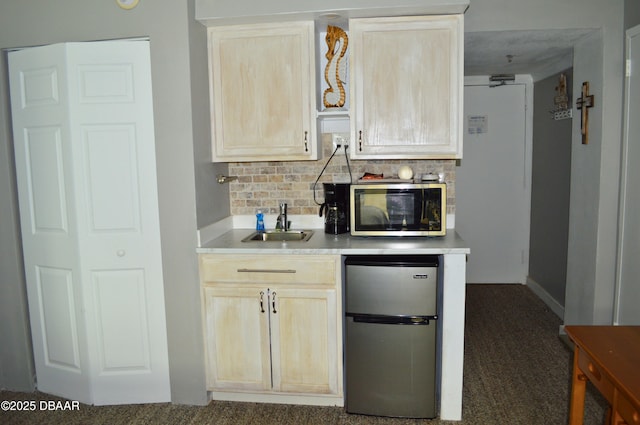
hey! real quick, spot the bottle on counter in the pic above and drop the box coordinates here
[256,210,265,231]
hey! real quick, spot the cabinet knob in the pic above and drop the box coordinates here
[116,249,126,257]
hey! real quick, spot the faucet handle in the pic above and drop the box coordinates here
[280,202,287,213]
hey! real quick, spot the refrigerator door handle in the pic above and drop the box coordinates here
[346,312,437,325]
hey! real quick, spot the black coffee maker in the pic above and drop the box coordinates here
[319,183,350,234]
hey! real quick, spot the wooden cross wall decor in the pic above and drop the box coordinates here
[576,81,595,144]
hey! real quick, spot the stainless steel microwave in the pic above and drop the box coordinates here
[350,182,446,237]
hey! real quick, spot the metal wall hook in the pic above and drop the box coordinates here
[217,174,238,184]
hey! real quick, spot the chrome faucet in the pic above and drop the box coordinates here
[276,203,289,231]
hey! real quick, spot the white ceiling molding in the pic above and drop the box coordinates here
[195,0,469,26]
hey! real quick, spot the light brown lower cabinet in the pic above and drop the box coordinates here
[199,254,343,405]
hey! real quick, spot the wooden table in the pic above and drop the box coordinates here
[565,326,640,425]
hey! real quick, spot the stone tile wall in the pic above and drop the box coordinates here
[228,134,456,215]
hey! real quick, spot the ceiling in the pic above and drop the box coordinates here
[464,29,598,81]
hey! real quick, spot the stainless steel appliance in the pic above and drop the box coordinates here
[319,183,350,234]
[345,255,439,418]
[350,182,446,237]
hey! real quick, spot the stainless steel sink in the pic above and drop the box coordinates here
[241,230,314,242]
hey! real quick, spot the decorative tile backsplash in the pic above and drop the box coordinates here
[228,134,456,215]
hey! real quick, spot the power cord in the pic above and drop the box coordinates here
[343,144,352,183]
[312,144,341,206]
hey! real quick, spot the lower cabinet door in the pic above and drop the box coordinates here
[204,286,271,391]
[269,287,338,394]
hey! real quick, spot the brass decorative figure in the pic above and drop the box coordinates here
[323,25,348,109]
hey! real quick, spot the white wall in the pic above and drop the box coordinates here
[529,70,572,308]
[565,30,612,325]
[465,0,625,326]
[0,63,34,391]
[188,1,232,229]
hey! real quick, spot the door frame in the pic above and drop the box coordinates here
[614,24,640,325]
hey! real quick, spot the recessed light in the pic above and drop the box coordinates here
[116,0,139,10]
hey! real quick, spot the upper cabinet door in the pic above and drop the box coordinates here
[208,21,318,162]
[349,15,463,159]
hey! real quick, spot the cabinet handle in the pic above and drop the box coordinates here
[237,268,296,274]
[358,130,363,151]
[259,291,265,313]
[304,131,308,152]
[271,291,277,314]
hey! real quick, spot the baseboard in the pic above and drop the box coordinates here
[525,276,565,320]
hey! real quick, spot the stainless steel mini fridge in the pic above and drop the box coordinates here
[345,255,439,418]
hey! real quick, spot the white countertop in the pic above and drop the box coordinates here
[197,228,470,255]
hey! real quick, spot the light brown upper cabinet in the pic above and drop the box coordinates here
[349,15,463,159]
[207,21,318,162]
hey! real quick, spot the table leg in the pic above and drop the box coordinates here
[569,346,587,425]
[611,390,624,425]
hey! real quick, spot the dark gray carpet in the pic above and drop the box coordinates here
[0,284,607,424]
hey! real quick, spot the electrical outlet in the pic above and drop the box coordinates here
[332,133,350,150]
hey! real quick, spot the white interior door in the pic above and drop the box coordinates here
[9,40,170,404]
[456,83,530,283]
[615,25,640,325]
[9,43,91,402]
